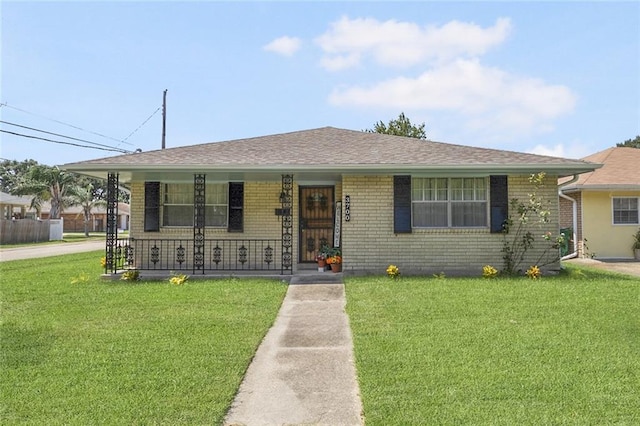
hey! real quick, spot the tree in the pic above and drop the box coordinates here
[76,175,131,204]
[366,112,427,139]
[0,159,39,193]
[11,165,79,219]
[616,135,640,148]
[69,183,106,237]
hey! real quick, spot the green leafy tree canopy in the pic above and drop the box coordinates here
[0,159,39,193]
[616,135,640,149]
[1,159,130,204]
[11,164,80,219]
[366,112,427,140]
[69,183,107,236]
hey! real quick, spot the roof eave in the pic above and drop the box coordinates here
[62,162,599,175]
[561,184,640,192]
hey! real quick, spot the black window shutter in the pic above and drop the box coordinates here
[144,182,160,232]
[490,175,508,233]
[228,182,244,232]
[394,176,412,233]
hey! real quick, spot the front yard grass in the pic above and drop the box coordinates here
[0,251,287,425]
[346,266,639,425]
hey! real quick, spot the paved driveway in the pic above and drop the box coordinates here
[564,258,640,278]
[0,240,104,262]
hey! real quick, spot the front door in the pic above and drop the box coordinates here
[299,186,334,262]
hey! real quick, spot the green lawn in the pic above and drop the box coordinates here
[346,267,640,425]
[0,251,287,425]
[3,254,638,425]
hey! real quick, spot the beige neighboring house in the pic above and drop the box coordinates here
[38,202,130,232]
[559,147,640,259]
[63,127,598,275]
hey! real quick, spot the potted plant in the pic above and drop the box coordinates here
[326,248,342,273]
[316,244,331,268]
[633,228,640,260]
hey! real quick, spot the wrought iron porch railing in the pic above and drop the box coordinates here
[107,238,287,274]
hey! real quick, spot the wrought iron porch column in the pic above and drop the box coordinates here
[193,174,206,274]
[105,172,119,274]
[281,174,293,274]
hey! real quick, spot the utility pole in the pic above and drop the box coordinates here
[161,89,167,149]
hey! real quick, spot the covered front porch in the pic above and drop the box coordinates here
[103,172,343,276]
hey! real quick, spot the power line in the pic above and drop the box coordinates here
[120,106,161,144]
[0,129,131,153]
[0,120,132,152]
[1,102,135,146]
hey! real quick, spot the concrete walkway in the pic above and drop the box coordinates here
[224,280,364,426]
[0,240,105,262]
[564,258,640,278]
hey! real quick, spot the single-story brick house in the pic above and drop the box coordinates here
[63,127,598,276]
[559,147,640,259]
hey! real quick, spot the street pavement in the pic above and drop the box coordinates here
[0,240,104,262]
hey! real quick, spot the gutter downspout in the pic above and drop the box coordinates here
[558,174,580,260]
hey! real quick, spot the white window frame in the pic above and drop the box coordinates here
[612,196,639,225]
[162,183,229,228]
[412,177,488,228]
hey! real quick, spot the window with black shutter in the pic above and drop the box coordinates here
[144,182,160,232]
[394,175,412,233]
[228,182,244,232]
[489,175,508,233]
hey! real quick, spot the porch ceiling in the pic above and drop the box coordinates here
[69,168,344,184]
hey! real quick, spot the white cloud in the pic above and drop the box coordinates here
[320,52,361,72]
[528,144,566,157]
[527,140,595,160]
[263,36,302,57]
[328,59,576,137]
[264,15,575,142]
[315,16,511,70]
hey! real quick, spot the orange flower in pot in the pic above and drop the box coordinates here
[326,250,342,272]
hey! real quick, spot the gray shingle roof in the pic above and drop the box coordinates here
[561,147,640,189]
[63,126,597,175]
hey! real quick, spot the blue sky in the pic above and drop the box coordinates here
[1,1,638,165]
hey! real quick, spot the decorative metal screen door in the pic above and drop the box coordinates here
[299,186,334,262]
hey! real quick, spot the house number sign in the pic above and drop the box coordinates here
[345,195,351,222]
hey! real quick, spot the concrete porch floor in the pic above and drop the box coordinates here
[104,263,344,283]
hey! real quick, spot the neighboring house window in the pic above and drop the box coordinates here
[163,183,228,227]
[412,177,487,228]
[612,197,639,224]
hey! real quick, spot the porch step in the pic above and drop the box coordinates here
[289,272,343,285]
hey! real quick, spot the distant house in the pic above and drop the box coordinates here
[0,191,33,220]
[63,127,597,275]
[38,202,130,233]
[0,191,55,244]
[559,147,640,259]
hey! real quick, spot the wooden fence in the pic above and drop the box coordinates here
[0,219,51,244]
